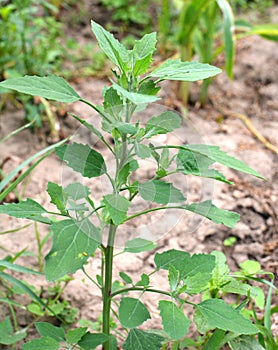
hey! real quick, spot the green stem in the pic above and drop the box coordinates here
[102,224,117,350]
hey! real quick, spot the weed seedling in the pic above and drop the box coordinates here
[0,21,275,350]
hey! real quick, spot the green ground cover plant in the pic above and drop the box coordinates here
[0,21,276,349]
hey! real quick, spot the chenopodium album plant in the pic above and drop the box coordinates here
[0,21,271,350]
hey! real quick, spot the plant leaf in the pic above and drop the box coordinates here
[183,144,264,179]
[185,200,240,228]
[154,249,190,270]
[35,323,65,342]
[78,332,109,350]
[47,182,67,213]
[0,75,81,103]
[45,218,101,281]
[134,143,152,159]
[119,272,133,284]
[124,238,156,253]
[159,300,190,340]
[0,260,42,275]
[22,336,60,350]
[122,329,164,350]
[0,198,51,224]
[149,60,221,81]
[145,111,181,138]
[119,297,151,328]
[66,327,87,344]
[102,194,130,225]
[132,32,157,76]
[64,183,90,200]
[139,180,186,204]
[56,142,106,178]
[91,20,130,72]
[196,299,258,334]
[229,335,265,350]
[112,82,159,104]
[177,148,233,184]
[0,317,27,345]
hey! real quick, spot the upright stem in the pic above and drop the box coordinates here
[102,224,117,350]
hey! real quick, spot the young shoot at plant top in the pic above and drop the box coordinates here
[0,20,273,350]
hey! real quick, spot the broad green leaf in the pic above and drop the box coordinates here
[122,329,164,350]
[64,183,90,200]
[119,297,150,328]
[138,80,161,95]
[0,75,81,103]
[210,251,231,289]
[229,335,265,350]
[239,260,261,275]
[0,260,42,275]
[66,327,87,344]
[145,111,182,138]
[112,82,159,104]
[183,144,264,179]
[56,142,106,178]
[132,33,157,76]
[45,218,101,281]
[119,272,133,284]
[136,273,150,287]
[149,60,221,82]
[117,160,139,187]
[216,0,235,78]
[113,122,137,135]
[22,336,60,350]
[177,148,233,184]
[47,182,67,213]
[155,249,190,270]
[135,143,152,159]
[196,299,258,334]
[35,322,65,342]
[159,300,190,340]
[103,87,123,119]
[78,332,109,350]
[204,329,226,350]
[185,200,240,228]
[125,238,156,253]
[139,180,186,204]
[0,198,51,224]
[91,20,130,72]
[102,194,130,225]
[0,317,27,345]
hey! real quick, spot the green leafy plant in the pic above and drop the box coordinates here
[0,21,275,349]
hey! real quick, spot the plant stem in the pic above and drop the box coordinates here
[102,223,117,350]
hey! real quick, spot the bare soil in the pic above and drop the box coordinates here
[0,6,278,349]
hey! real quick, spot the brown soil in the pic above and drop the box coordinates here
[0,5,278,349]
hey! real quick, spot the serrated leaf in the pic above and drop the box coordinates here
[132,33,157,76]
[149,60,221,81]
[0,75,81,103]
[35,322,65,342]
[229,335,265,350]
[0,198,51,224]
[64,183,90,200]
[139,180,186,204]
[125,238,156,253]
[159,300,190,340]
[145,111,181,138]
[196,299,258,334]
[0,317,27,345]
[183,144,264,179]
[154,249,190,270]
[117,160,139,187]
[138,80,161,95]
[47,182,67,212]
[185,200,240,228]
[122,329,164,350]
[78,332,109,350]
[102,194,130,225]
[22,336,60,350]
[56,142,106,178]
[45,218,101,281]
[103,87,123,119]
[114,122,137,135]
[66,327,87,344]
[177,148,233,184]
[119,272,133,284]
[91,20,130,72]
[112,82,159,104]
[119,297,151,328]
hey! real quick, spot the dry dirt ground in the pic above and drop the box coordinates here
[0,7,278,349]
